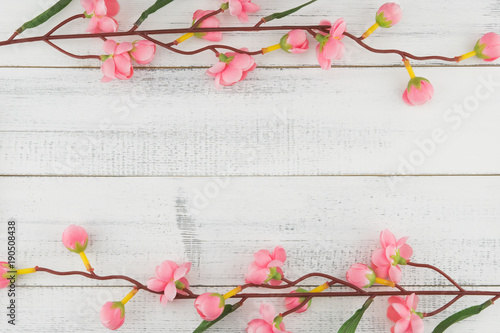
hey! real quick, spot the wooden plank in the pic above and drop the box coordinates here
[1,67,500,176]
[1,176,499,287]
[0,0,499,67]
[0,286,498,332]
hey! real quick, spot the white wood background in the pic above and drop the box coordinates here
[1,0,499,332]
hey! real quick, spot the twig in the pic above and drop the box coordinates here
[407,262,466,292]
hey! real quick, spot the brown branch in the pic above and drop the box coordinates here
[407,262,466,292]
[0,22,463,63]
[190,8,224,30]
[423,295,464,318]
[281,295,313,317]
[45,14,86,37]
[43,40,101,60]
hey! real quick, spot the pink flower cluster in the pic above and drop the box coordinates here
[81,0,120,33]
[101,39,156,82]
[346,230,413,287]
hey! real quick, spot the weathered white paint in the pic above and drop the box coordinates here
[0,0,499,332]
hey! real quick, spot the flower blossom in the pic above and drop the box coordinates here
[280,30,309,53]
[62,225,88,253]
[192,10,223,42]
[246,303,292,333]
[194,293,226,321]
[245,246,286,285]
[371,230,413,283]
[147,260,191,306]
[222,0,260,23]
[206,49,256,89]
[474,32,500,62]
[101,40,134,82]
[387,293,424,333]
[315,18,346,70]
[100,301,125,330]
[81,0,120,33]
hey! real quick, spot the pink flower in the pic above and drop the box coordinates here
[371,230,413,283]
[206,49,257,89]
[346,264,377,288]
[246,303,292,333]
[376,3,403,28]
[62,225,88,253]
[403,77,434,106]
[194,293,225,321]
[100,301,125,330]
[280,30,309,54]
[223,0,260,23]
[474,32,500,62]
[81,0,120,33]
[147,260,191,306]
[315,18,346,70]
[284,288,311,313]
[245,246,286,286]
[387,294,424,333]
[193,10,223,42]
[130,40,156,65]
[101,40,134,83]
[1,262,13,289]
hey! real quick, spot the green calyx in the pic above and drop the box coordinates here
[175,280,186,290]
[365,270,376,288]
[83,11,93,19]
[280,34,292,53]
[100,55,112,62]
[315,34,330,53]
[264,267,282,283]
[218,54,234,64]
[415,311,424,319]
[273,315,284,329]
[407,77,430,92]
[376,12,393,28]
[390,250,408,266]
[66,239,88,253]
[220,3,229,11]
[295,288,313,309]
[474,41,489,59]
[111,302,126,318]
[210,293,226,308]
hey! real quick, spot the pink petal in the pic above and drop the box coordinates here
[86,16,99,33]
[316,44,331,70]
[237,11,249,23]
[207,61,226,76]
[372,248,390,267]
[381,229,397,248]
[229,0,243,16]
[105,0,120,17]
[394,318,411,333]
[114,54,132,77]
[94,0,107,16]
[147,277,167,292]
[253,249,272,268]
[157,261,178,281]
[103,39,117,55]
[410,314,425,333]
[101,76,113,83]
[101,57,115,79]
[80,0,95,14]
[116,42,133,54]
[392,303,411,319]
[407,293,419,310]
[399,244,413,260]
[203,32,223,42]
[389,265,402,284]
[331,18,347,38]
[245,267,269,285]
[267,260,284,268]
[259,302,276,324]
[242,2,260,13]
[173,266,188,281]
[387,305,402,323]
[272,246,286,263]
[97,17,118,33]
[403,89,412,105]
[164,281,177,302]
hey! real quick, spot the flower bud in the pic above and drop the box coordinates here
[280,30,309,54]
[346,263,377,288]
[403,77,434,106]
[284,288,312,313]
[376,3,402,28]
[100,301,125,330]
[194,293,225,321]
[130,40,156,65]
[474,32,500,62]
[1,262,13,289]
[62,225,88,253]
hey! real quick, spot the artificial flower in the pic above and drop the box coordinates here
[130,40,156,65]
[206,49,257,89]
[193,10,223,42]
[284,288,312,313]
[474,32,500,62]
[81,0,120,33]
[194,293,225,321]
[222,0,260,23]
[376,3,403,28]
[101,39,134,83]
[403,77,434,106]
[147,260,191,306]
[1,262,12,289]
[315,18,346,70]
[387,293,424,333]
[246,302,292,333]
[62,225,88,253]
[245,246,286,286]
[346,263,377,288]
[280,30,309,53]
[100,301,125,330]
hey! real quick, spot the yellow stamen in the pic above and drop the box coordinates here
[458,50,477,62]
[175,33,195,44]
[404,59,416,79]
[223,286,242,299]
[361,22,380,39]
[310,282,331,293]
[262,44,281,54]
[375,277,396,288]
[121,288,139,305]
[16,268,37,275]
[79,251,92,272]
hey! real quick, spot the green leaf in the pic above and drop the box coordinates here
[134,0,176,27]
[17,0,73,34]
[432,300,494,333]
[337,298,374,333]
[193,303,242,333]
[263,0,318,23]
